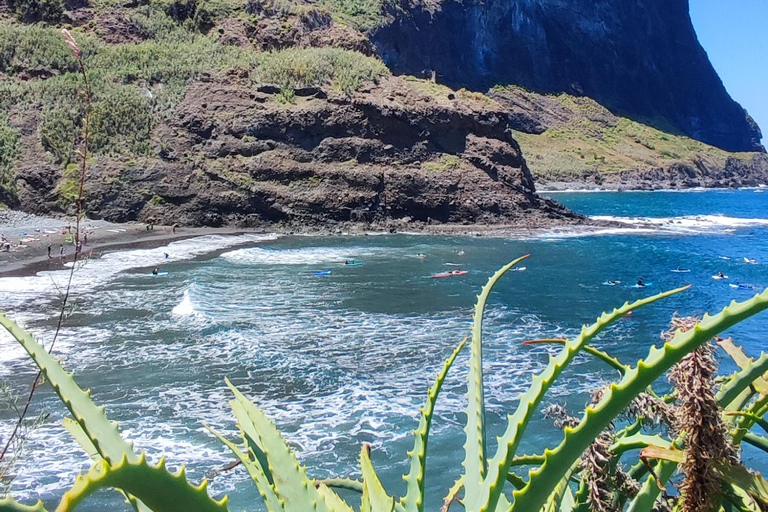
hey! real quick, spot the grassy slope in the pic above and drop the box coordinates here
[0,0,390,206]
[496,85,760,177]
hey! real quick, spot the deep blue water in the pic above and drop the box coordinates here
[0,189,767,510]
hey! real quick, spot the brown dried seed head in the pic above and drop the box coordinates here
[61,29,82,59]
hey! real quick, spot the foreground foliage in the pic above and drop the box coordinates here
[1,256,768,511]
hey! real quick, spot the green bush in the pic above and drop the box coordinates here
[55,162,82,207]
[40,101,81,164]
[318,0,386,30]
[10,0,65,23]
[256,47,389,99]
[90,85,154,155]
[0,25,78,75]
[0,117,20,203]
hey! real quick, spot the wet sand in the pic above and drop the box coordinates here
[0,222,264,277]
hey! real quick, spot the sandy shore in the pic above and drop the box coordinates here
[0,210,611,278]
[0,211,269,277]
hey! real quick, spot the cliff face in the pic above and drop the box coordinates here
[372,0,764,153]
[14,74,576,228]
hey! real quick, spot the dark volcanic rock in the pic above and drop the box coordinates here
[537,154,768,191]
[15,76,580,228]
[372,0,764,153]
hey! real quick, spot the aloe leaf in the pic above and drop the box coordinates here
[54,453,228,512]
[717,338,768,394]
[505,473,526,490]
[727,412,768,434]
[229,399,274,485]
[720,463,768,506]
[463,255,530,507]
[321,478,364,493]
[742,433,768,454]
[0,498,50,512]
[542,462,578,512]
[360,445,395,512]
[225,379,333,512]
[401,336,468,512]
[62,418,102,462]
[204,424,284,512]
[510,289,768,512]
[522,339,627,375]
[477,285,690,512]
[316,483,356,512]
[716,353,768,415]
[62,419,148,512]
[626,460,677,512]
[733,395,768,444]
[441,476,464,512]
[609,433,671,455]
[0,314,137,466]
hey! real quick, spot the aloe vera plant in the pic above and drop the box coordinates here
[1,256,768,512]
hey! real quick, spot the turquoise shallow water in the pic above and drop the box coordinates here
[1,189,767,510]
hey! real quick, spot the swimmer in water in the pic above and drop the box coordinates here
[417,253,427,259]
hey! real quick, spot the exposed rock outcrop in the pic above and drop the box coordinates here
[537,154,768,191]
[372,0,764,153]
[14,75,579,228]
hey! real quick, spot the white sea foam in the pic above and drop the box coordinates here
[0,234,278,311]
[171,288,196,317]
[221,245,382,265]
[590,214,768,234]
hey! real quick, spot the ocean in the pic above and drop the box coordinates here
[1,188,767,510]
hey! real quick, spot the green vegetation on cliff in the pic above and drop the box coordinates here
[0,4,386,168]
[493,85,760,179]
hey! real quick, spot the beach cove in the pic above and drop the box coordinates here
[1,188,767,511]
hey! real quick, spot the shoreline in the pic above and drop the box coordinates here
[539,185,768,194]
[0,216,617,279]
[0,224,265,278]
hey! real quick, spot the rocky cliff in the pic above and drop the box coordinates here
[1,0,765,230]
[372,0,764,153]
[12,71,575,228]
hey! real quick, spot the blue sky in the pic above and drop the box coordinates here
[690,0,767,144]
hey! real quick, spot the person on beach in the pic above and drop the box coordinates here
[172,223,178,234]
[47,244,52,258]
[84,232,88,245]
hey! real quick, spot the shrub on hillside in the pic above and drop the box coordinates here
[0,25,79,75]
[0,117,20,205]
[90,85,154,156]
[256,47,389,99]
[10,0,65,23]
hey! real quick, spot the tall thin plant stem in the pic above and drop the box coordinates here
[0,30,91,464]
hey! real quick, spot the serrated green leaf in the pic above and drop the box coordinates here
[401,336,467,512]
[463,255,530,508]
[205,424,284,512]
[0,497,50,512]
[55,453,228,512]
[510,288,768,512]
[0,314,136,466]
[226,379,333,512]
[360,445,395,512]
[477,285,689,512]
